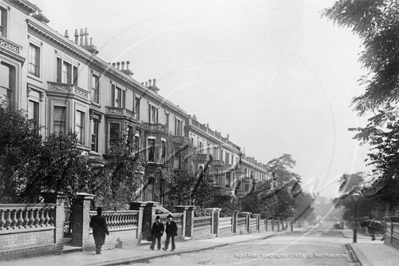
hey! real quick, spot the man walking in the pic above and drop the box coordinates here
[163,214,178,251]
[89,207,109,254]
[150,216,164,250]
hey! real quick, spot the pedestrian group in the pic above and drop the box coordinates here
[151,214,178,251]
[89,209,178,255]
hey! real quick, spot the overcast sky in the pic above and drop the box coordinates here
[33,0,372,198]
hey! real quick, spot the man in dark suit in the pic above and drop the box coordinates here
[163,214,178,251]
[150,216,164,250]
[89,207,109,254]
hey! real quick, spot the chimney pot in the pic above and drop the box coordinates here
[145,81,148,87]
[90,37,93,45]
[116,62,120,70]
[112,63,116,67]
[148,79,152,87]
[121,61,125,70]
[126,61,130,69]
[153,78,156,86]
[64,30,69,38]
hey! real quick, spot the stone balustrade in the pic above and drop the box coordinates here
[89,210,139,231]
[0,204,55,232]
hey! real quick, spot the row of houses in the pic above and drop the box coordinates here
[0,0,272,203]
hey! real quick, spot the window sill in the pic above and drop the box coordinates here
[91,102,101,108]
[89,150,101,156]
[28,74,43,83]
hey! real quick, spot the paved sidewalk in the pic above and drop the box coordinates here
[341,229,399,266]
[2,231,283,266]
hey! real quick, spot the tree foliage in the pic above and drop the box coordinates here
[238,154,314,220]
[324,0,399,213]
[324,0,399,114]
[165,167,221,209]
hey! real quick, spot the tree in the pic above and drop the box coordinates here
[0,100,44,202]
[324,0,399,214]
[90,131,146,210]
[165,167,221,210]
[238,154,314,220]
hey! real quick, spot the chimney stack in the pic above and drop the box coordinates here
[80,28,84,46]
[74,29,79,44]
[84,28,89,46]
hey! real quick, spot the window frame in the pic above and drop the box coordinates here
[135,96,140,120]
[28,43,40,77]
[0,6,8,37]
[75,110,85,144]
[91,117,99,152]
[53,105,67,134]
[174,118,182,136]
[28,99,39,129]
[0,61,15,101]
[91,73,100,104]
[148,103,159,124]
[56,55,78,85]
[147,137,156,162]
[109,122,121,144]
[111,84,125,108]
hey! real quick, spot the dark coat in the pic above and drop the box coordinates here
[151,221,164,237]
[90,215,109,245]
[165,220,178,236]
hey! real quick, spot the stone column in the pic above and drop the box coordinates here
[240,212,251,232]
[130,201,158,241]
[175,206,195,239]
[129,202,146,245]
[232,210,239,234]
[71,193,95,249]
[205,208,221,237]
[41,192,67,254]
[252,214,260,232]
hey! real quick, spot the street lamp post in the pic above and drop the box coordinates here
[353,192,361,243]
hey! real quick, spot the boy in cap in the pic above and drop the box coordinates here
[163,214,178,251]
[150,216,164,250]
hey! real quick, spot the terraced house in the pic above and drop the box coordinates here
[0,0,270,203]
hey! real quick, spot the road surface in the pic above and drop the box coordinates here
[130,222,356,265]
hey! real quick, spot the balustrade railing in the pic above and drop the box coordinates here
[237,217,246,226]
[89,210,139,231]
[193,216,212,229]
[219,217,232,228]
[47,81,89,100]
[249,218,257,227]
[0,204,55,232]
